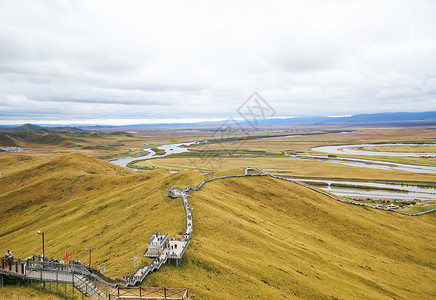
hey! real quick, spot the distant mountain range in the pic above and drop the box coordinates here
[252,111,436,126]
[78,111,436,130]
[1,111,435,131]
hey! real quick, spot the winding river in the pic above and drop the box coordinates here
[110,141,436,201]
[294,155,436,174]
[110,141,201,168]
[293,179,436,201]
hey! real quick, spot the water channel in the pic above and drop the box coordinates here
[293,179,436,201]
[110,141,436,201]
[110,141,201,168]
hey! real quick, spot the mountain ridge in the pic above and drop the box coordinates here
[2,111,435,131]
[0,123,85,133]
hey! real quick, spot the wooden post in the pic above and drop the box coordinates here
[164,287,167,299]
[72,271,74,299]
[140,286,142,297]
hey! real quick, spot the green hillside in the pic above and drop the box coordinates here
[0,154,435,299]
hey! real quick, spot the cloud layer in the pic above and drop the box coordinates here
[1,0,435,124]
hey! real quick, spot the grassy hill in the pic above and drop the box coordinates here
[0,154,435,299]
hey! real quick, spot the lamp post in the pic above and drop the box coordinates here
[37,231,45,288]
[85,248,91,266]
[37,231,44,260]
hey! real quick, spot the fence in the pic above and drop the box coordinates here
[0,257,25,277]
[109,286,188,300]
[25,255,114,297]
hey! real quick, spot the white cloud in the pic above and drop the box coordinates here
[0,0,436,124]
[422,78,436,95]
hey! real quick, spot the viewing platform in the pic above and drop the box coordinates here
[143,233,168,258]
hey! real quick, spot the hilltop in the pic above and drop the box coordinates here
[0,154,435,299]
[0,126,136,148]
[0,123,84,133]
[0,123,88,147]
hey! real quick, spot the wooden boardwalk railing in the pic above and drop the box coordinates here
[109,286,189,300]
[0,257,25,278]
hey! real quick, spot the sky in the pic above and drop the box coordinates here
[0,0,436,125]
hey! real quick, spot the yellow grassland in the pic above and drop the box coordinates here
[133,156,436,183]
[0,284,72,300]
[360,145,436,153]
[0,153,435,299]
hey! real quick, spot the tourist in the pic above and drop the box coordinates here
[5,250,13,259]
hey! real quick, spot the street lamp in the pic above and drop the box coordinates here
[37,231,45,288]
[85,248,91,266]
[37,231,44,260]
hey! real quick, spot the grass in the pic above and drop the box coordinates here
[0,282,90,300]
[150,147,166,156]
[0,153,435,299]
[0,154,188,278]
[143,176,436,299]
[360,145,436,153]
[132,156,436,183]
[401,203,436,214]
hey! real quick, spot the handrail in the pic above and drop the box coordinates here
[26,255,117,294]
[0,257,25,276]
[109,286,189,300]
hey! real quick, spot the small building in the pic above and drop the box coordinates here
[144,233,168,258]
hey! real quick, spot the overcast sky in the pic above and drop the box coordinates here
[1,0,435,125]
